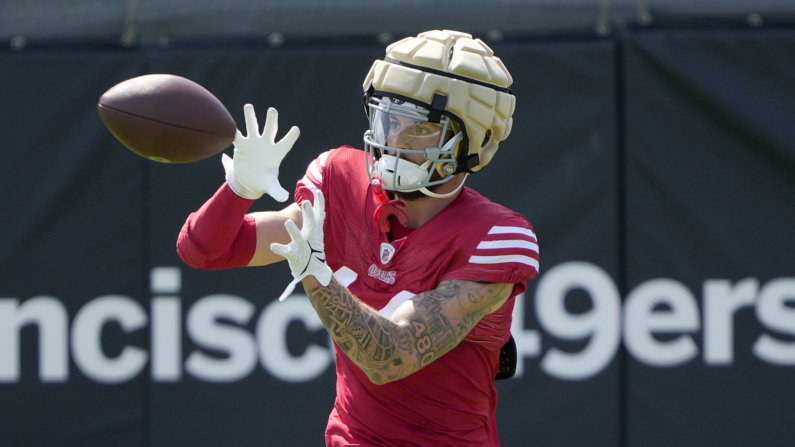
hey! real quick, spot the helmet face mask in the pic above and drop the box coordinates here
[364,96,462,192]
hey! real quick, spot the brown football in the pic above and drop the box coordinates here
[98,74,236,163]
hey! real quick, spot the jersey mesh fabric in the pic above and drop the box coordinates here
[295,147,538,447]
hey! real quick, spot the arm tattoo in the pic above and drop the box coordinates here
[305,281,406,382]
[305,279,513,383]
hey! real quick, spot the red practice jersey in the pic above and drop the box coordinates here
[295,147,539,447]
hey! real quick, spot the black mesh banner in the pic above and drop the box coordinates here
[1,29,794,447]
[0,52,147,446]
[623,30,795,447]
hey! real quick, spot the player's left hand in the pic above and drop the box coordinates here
[222,104,299,202]
[270,190,333,301]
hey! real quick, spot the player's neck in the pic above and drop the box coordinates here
[399,174,464,228]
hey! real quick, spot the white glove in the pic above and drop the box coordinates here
[222,104,299,201]
[270,190,333,301]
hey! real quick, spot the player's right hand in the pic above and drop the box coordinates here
[222,104,299,202]
[270,190,333,301]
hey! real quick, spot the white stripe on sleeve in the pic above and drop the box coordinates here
[300,176,319,194]
[468,254,539,270]
[308,159,323,183]
[487,225,536,239]
[476,239,539,252]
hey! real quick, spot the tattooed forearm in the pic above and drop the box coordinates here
[305,280,409,382]
[304,278,513,384]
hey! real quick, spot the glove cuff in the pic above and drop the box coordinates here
[222,154,263,200]
[314,264,333,287]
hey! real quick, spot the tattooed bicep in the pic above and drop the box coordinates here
[412,280,514,320]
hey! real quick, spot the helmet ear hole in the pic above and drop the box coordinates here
[481,130,492,148]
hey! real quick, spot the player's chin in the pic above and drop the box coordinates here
[394,172,448,201]
[395,170,449,201]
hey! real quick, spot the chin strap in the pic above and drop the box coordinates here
[420,173,468,198]
[372,180,408,233]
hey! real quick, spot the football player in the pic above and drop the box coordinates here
[178,29,539,446]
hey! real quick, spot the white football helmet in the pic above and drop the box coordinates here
[363,29,516,197]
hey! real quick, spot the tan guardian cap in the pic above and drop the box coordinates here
[363,30,516,173]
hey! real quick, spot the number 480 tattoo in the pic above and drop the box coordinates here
[306,279,512,383]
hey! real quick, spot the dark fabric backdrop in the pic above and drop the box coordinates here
[1,29,793,447]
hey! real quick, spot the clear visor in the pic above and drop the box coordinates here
[368,97,453,157]
[370,109,449,153]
